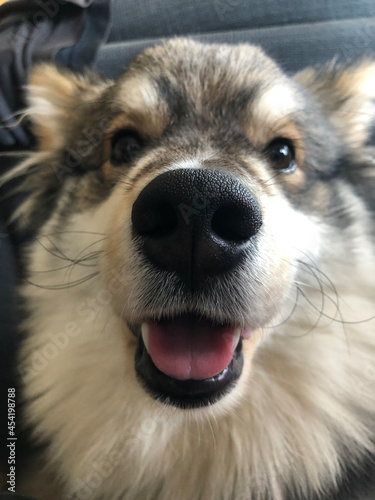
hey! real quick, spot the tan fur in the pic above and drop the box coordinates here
[116,74,169,136]
[28,64,108,151]
[295,61,375,148]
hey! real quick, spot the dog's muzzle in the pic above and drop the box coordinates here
[131,169,262,407]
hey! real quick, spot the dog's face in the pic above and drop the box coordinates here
[16,40,375,411]
[8,39,375,499]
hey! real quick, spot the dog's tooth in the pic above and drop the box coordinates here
[233,327,241,348]
[141,323,150,352]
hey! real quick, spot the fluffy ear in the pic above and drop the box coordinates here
[295,61,375,148]
[26,64,107,151]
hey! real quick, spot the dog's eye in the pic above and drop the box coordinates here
[266,138,296,172]
[111,129,143,165]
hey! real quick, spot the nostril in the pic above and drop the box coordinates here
[211,204,262,243]
[133,202,178,239]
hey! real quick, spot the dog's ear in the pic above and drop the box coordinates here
[26,64,107,151]
[295,61,375,148]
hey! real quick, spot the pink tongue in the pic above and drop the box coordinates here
[146,318,238,380]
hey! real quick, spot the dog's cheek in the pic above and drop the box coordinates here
[242,329,263,373]
[241,194,321,332]
[262,194,321,276]
[99,184,143,324]
[210,330,263,413]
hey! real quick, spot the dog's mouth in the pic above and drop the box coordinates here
[131,313,250,408]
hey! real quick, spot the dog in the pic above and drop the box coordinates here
[2,39,375,499]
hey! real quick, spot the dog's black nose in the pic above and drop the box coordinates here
[131,169,262,289]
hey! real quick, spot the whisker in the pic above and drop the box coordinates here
[36,236,74,263]
[294,251,375,325]
[24,272,100,290]
[39,230,106,237]
[66,237,107,280]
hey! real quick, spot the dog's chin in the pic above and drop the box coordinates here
[129,313,250,409]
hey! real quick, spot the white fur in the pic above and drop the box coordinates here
[252,84,302,124]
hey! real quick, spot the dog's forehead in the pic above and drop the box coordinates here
[113,40,301,126]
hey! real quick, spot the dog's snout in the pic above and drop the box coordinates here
[131,168,262,289]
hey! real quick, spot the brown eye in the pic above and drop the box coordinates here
[266,138,296,172]
[111,129,143,165]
